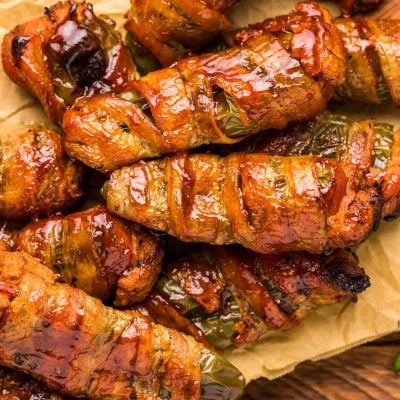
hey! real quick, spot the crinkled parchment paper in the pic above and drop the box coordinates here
[0,0,399,383]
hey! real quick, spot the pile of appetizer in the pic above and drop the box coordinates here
[0,0,398,398]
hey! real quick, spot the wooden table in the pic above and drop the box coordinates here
[243,334,400,399]
[243,1,400,398]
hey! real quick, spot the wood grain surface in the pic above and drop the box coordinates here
[242,1,400,398]
[242,334,400,399]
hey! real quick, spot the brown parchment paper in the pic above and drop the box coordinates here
[0,0,399,383]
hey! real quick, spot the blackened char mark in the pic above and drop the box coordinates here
[48,21,106,89]
[11,36,30,65]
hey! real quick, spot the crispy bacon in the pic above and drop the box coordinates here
[6,205,163,306]
[378,131,400,218]
[125,0,240,66]
[105,146,381,254]
[334,18,400,105]
[138,247,370,349]
[124,0,384,67]
[0,126,82,220]
[0,251,244,399]
[226,16,400,105]
[63,2,344,174]
[229,114,400,219]
[1,1,138,124]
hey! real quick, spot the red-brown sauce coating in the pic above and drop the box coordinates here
[2,1,137,123]
[13,205,163,306]
[0,251,203,399]
[63,2,345,174]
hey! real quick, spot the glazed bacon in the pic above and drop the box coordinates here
[63,2,345,174]
[334,18,400,105]
[232,114,400,219]
[0,367,68,400]
[124,0,384,67]
[226,16,400,105]
[138,247,370,349]
[0,251,244,399]
[378,131,400,219]
[105,146,380,254]
[0,126,82,220]
[125,0,241,66]
[3,205,163,306]
[1,1,138,124]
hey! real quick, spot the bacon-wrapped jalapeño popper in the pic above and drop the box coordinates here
[136,246,370,350]
[0,126,83,220]
[63,2,345,174]
[1,1,138,124]
[0,205,163,306]
[124,0,385,67]
[225,14,400,105]
[231,114,400,219]
[104,137,380,254]
[0,251,245,400]
[125,0,241,67]
[64,8,400,175]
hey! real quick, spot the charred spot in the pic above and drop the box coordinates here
[330,270,371,293]
[47,20,106,89]
[44,5,57,22]
[118,121,131,134]
[11,36,31,65]
[384,211,400,222]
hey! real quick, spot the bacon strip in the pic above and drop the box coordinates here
[227,16,400,105]
[63,2,345,174]
[0,126,82,220]
[7,205,163,306]
[105,150,380,253]
[230,114,400,219]
[125,0,240,66]
[0,251,205,399]
[139,247,370,348]
[125,0,384,66]
[1,1,138,124]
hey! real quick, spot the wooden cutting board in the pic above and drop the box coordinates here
[243,1,400,397]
